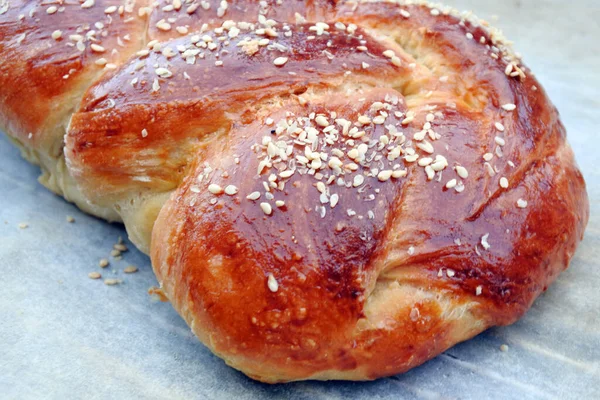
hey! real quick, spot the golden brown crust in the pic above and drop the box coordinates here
[1,0,589,383]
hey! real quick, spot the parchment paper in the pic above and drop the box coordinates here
[1,1,598,398]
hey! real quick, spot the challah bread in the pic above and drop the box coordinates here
[1,0,589,383]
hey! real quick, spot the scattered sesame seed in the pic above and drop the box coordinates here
[124,266,138,274]
[315,115,329,127]
[481,233,491,250]
[110,249,121,257]
[104,278,121,286]
[353,175,364,187]
[90,44,105,53]
[99,259,109,268]
[495,122,505,132]
[51,30,62,40]
[446,269,455,277]
[46,6,57,14]
[500,344,509,352]
[446,179,457,189]
[517,199,528,208]
[455,165,469,179]
[155,67,173,78]
[141,129,148,138]
[246,191,260,201]
[208,184,223,194]
[88,272,102,280]
[267,273,278,292]
[273,57,288,66]
[260,202,272,215]
[224,185,238,195]
[495,136,506,146]
[18,222,28,229]
[502,103,516,111]
[382,50,395,58]
[114,243,127,252]
[476,286,483,296]
[66,215,75,223]
[275,200,285,208]
[499,177,509,188]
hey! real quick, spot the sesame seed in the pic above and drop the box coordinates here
[88,272,102,279]
[104,6,117,14]
[418,157,433,166]
[500,344,509,352]
[51,30,62,40]
[446,269,456,277]
[377,170,393,181]
[273,57,288,66]
[66,215,75,223]
[260,202,272,215]
[267,273,278,292]
[502,103,516,111]
[104,278,121,286]
[392,169,407,178]
[455,165,469,179]
[99,259,109,268]
[499,177,509,188]
[476,286,482,296]
[372,115,385,125]
[81,0,94,8]
[224,185,238,195]
[141,129,148,138]
[208,184,223,194]
[315,115,329,127]
[495,136,506,146]
[352,175,364,187]
[446,179,457,189]
[246,191,260,201]
[483,153,494,161]
[357,115,371,125]
[382,50,395,58]
[124,266,138,273]
[481,233,491,250]
[18,222,28,229]
[517,199,528,208]
[155,67,172,78]
[156,20,171,31]
[90,44,105,53]
[114,243,127,252]
[495,122,505,132]
[46,6,57,14]
[390,56,402,67]
[330,193,339,208]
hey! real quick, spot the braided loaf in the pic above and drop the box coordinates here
[0,0,588,382]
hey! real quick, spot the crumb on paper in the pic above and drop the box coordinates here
[88,272,101,280]
[124,265,138,274]
[113,243,127,252]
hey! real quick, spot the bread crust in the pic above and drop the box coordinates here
[1,0,589,382]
